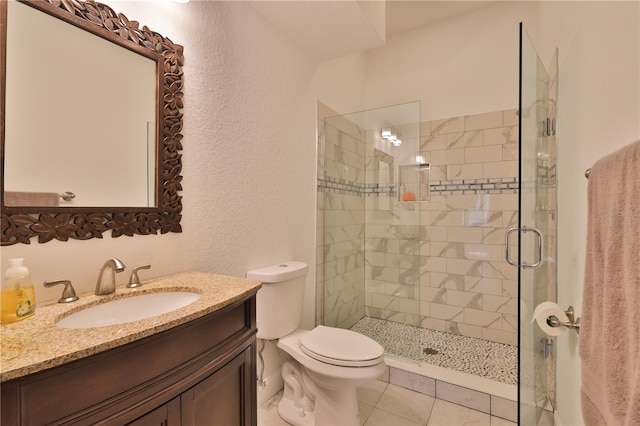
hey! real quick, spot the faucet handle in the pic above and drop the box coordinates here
[127,264,151,288]
[44,280,79,303]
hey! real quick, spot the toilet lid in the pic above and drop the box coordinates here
[299,326,384,367]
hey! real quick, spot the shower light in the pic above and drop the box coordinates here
[381,126,401,146]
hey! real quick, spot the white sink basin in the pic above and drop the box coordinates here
[56,291,201,329]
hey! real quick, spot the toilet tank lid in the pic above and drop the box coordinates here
[246,261,308,283]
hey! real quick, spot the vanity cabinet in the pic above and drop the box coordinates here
[180,347,253,426]
[128,397,180,426]
[1,296,257,426]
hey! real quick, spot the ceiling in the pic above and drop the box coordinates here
[385,1,496,37]
[248,1,497,61]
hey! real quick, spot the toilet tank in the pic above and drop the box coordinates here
[246,261,308,340]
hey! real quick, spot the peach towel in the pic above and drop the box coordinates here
[580,140,640,425]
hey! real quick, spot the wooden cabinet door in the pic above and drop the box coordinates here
[181,347,254,426]
[128,396,181,426]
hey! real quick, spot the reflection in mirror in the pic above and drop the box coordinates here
[4,1,157,208]
[1,0,185,245]
[374,148,394,187]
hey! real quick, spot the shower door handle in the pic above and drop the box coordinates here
[505,226,543,268]
[505,227,519,266]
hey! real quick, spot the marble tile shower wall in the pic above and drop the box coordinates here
[416,109,519,346]
[316,105,520,346]
[317,106,367,329]
[363,131,422,327]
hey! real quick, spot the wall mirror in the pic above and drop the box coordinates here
[1,0,184,245]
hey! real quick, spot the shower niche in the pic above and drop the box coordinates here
[398,163,430,202]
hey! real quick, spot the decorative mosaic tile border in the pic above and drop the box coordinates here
[318,175,519,197]
[317,176,396,197]
[430,177,518,195]
[317,175,362,196]
[538,159,557,186]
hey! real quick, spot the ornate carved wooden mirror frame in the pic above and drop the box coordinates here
[0,0,184,245]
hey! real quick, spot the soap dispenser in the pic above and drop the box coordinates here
[1,258,36,323]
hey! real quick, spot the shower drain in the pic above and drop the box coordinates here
[423,347,439,355]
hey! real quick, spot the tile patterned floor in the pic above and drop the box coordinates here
[351,317,517,385]
[258,381,517,426]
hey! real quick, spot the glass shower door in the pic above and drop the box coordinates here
[322,102,423,363]
[517,23,558,425]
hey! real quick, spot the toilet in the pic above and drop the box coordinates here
[247,261,386,426]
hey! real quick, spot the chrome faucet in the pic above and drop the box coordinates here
[95,258,126,295]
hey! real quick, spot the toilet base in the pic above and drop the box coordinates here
[278,391,363,426]
[278,397,314,426]
[277,360,363,426]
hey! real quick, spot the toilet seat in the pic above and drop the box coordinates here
[299,326,384,367]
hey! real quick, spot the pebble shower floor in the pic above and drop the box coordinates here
[351,317,517,385]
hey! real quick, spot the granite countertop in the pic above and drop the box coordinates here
[0,271,261,383]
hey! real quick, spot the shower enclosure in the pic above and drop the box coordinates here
[316,23,558,425]
[318,96,524,375]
